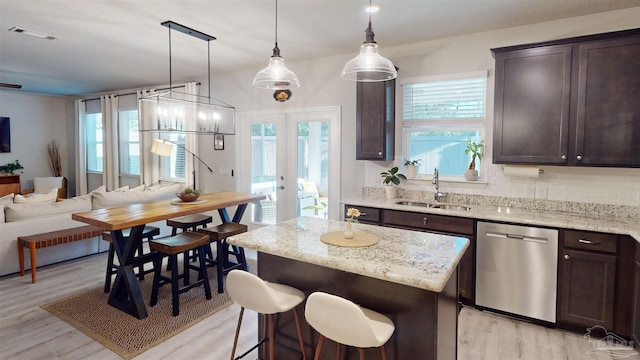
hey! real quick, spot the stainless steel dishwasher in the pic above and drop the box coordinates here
[476,221,558,323]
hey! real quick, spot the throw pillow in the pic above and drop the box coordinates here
[13,188,58,204]
[34,177,64,193]
[0,193,14,207]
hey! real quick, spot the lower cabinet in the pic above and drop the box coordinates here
[558,230,617,329]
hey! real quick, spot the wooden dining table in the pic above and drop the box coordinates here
[72,191,266,319]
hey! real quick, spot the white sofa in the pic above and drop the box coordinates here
[0,183,182,277]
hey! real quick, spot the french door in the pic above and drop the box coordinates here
[237,106,340,225]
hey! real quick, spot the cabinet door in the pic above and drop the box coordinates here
[493,45,572,164]
[559,249,616,329]
[574,35,640,166]
[343,204,380,225]
[356,80,395,160]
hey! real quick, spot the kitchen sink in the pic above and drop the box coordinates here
[395,201,431,207]
[431,204,471,211]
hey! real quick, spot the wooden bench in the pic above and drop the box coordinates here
[17,225,104,283]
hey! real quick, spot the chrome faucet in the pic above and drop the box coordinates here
[432,168,447,203]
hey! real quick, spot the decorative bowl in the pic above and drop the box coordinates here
[176,192,200,202]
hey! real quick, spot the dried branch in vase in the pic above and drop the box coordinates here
[47,140,63,177]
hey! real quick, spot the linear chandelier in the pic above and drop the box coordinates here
[141,21,236,135]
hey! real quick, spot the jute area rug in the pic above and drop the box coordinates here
[41,267,232,360]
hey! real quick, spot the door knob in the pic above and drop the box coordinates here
[279,185,285,190]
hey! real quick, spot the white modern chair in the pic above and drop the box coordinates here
[304,292,395,360]
[226,269,307,360]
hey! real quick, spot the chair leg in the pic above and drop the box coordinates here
[262,313,268,360]
[198,246,212,300]
[292,307,307,360]
[313,334,324,360]
[230,307,244,360]
[149,254,163,307]
[216,239,224,293]
[358,348,365,360]
[269,314,276,360]
[171,254,180,316]
[104,243,115,293]
[380,345,387,360]
[335,343,341,360]
[183,251,190,287]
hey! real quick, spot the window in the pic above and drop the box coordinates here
[86,112,103,172]
[118,109,141,176]
[402,71,487,177]
[158,104,186,182]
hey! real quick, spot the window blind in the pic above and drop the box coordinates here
[403,76,486,121]
[118,109,140,176]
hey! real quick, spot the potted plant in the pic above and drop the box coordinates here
[0,159,24,175]
[403,159,422,179]
[464,139,485,181]
[380,166,407,199]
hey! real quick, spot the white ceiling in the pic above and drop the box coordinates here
[1,0,639,96]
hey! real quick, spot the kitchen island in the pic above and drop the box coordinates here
[227,216,469,360]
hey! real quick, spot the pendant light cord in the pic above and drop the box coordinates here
[271,0,281,57]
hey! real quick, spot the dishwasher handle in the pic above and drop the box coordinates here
[485,231,548,244]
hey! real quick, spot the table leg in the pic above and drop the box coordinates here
[29,243,37,283]
[217,203,249,224]
[107,226,149,319]
[18,242,25,277]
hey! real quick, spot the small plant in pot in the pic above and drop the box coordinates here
[380,166,407,199]
[464,139,485,181]
[403,159,422,179]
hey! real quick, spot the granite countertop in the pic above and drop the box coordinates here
[227,216,469,293]
[342,196,640,242]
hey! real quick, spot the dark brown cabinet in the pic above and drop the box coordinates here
[355,79,395,160]
[493,29,640,167]
[558,230,617,329]
[343,204,380,225]
[382,210,476,305]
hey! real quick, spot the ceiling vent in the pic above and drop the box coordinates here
[8,26,57,40]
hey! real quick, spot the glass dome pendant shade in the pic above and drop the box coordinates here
[253,43,300,90]
[341,21,397,82]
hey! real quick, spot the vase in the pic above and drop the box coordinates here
[405,165,419,179]
[344,222,354,239]
[464,169,478,181]
[385,185,397,199]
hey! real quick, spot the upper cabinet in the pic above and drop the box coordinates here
[356,79,395,160]
[492,29,640,167]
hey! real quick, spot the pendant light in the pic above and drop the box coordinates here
[341,0,397,82]
[253,0,300,90]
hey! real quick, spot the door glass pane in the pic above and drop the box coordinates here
[297,121,328,219]
[250,123,278,224]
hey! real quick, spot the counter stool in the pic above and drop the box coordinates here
[198,222,248,293]
[227,269,307,360]
[102,225,161,293]
[166,214,213,236]
[304,292,395,360]
[149,231,212,316]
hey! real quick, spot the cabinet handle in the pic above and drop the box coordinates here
[576,155,583,161]
[423,217,428,226]
[564,254,570,260]
[378,151,383,155]
[360,212,367,216]
[561,155,567,160]
[578,239,599,245]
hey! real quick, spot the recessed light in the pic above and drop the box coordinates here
[8,26,58,40]
[366,5,380,13]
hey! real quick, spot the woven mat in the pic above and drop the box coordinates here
[320,231,379,247]
[42,267,232,359]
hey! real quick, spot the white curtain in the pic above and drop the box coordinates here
[101,95,119,191]
[138,89,159,187]
[74,99,88,195]
[184,82,198,189]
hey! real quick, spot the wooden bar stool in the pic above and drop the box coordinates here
[166,214,213,236]
[227,269,307,360]
[304,292,395,360]
[149,231,212,316]
[198,222,248,293]
[102,225,160,293]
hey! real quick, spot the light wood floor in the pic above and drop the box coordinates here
[0,252,638,360]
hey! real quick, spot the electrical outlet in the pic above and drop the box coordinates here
[536,185,548,199]
[525,186,535,198]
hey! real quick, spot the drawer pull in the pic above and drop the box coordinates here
[360,212,367,216]
[578,239,599,245]
[423,217,428,226]
[564,254,570,260]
